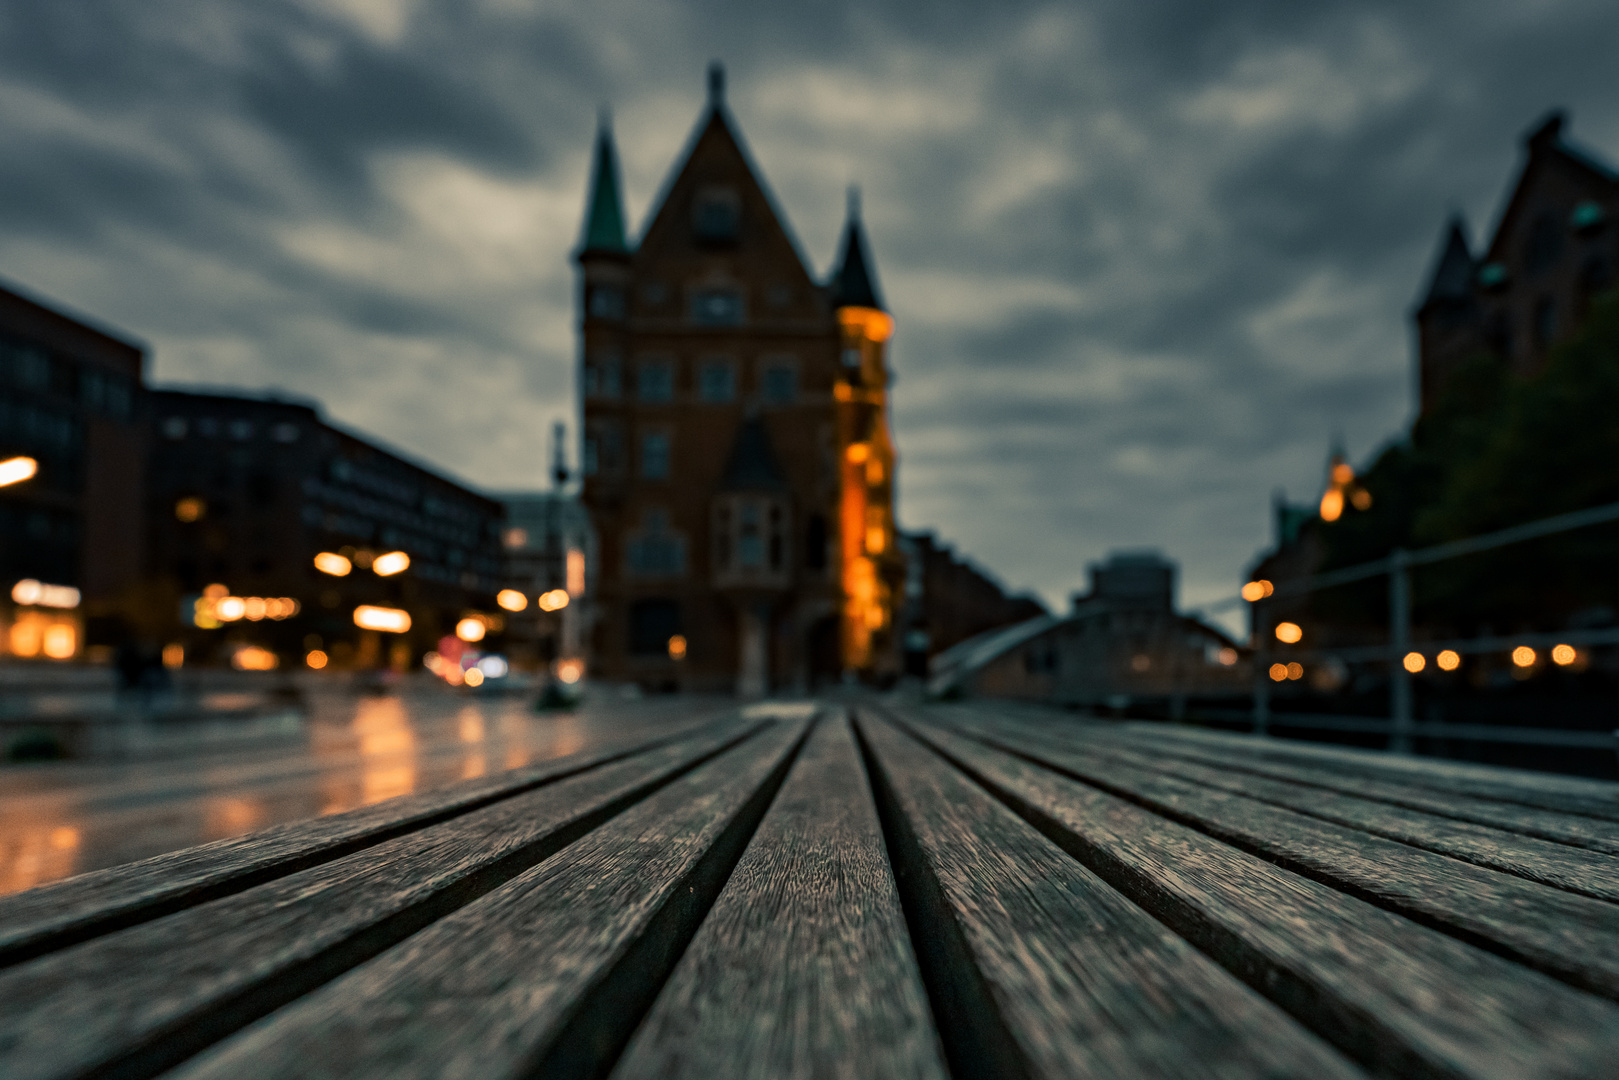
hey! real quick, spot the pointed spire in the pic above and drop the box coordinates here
[830,186,885,311]
[707,61,725,108]
[1418,214,1475,310]
[580,113,628,255]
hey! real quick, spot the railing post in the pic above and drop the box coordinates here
[1389,548,1412,753]
[1252,603,1270,737]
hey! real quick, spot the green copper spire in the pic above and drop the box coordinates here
[580,115,628,254]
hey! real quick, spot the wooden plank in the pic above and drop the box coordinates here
[855,715,1366,1080]
[983,719,1619,903]
[0,711,736,969]
[0,719,765,1080]
[1129,719,1619,825]
[952,713,1619,1001]
[611,712,947,1080]
[900,714,1619,1080]
[974,709,1619,854]
[162,717,813,1080]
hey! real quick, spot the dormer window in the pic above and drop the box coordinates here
[691,288,744,326]
[693,186,741,244]
[713,494,789,587]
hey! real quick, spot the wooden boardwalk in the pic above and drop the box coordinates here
[2,701,1617,1079]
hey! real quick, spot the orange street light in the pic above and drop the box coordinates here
[314,552,353,577]
[496,589,528,612]
[1403,651,1426,673]
[455,617,486,643]
[1437,649,1461,671]
[0,456,39,487]
[354,605,412,633]
[372,551,410,576]
[1274,621,1303,644]
[538,589,570,612]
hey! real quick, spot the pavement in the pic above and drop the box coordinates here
[0,683,732,897]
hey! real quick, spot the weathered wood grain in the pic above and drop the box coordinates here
[857,714,1366,1080]
[1019,726,1619,903]
[611,712,947,1080]
[952,714,1619,1001]
[901,713,1619,1080]
[0,711,735,969]
[163,717,813,1080]
[0,720,763,1080]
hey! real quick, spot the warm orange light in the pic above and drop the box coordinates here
[866,459,885,485]
[1350,489,1372,511]
[1241,581,1266,602]
[314,552,353,577]
[1319,488,1344,522]
[1403,651,1426,673]
[497,589,529,612]
[455,617,486,642]
[354,605,412,633]
[244,597,267,621]
[9,620,40,657]
[865,527,886,554]
[1275,622,1303,644]
[0,456,39,486]
[846,442,870,464]
[1552,643,1577,666]
[1286,661,1303,680]
[204,583,228,598]
[834,382,854,402]
[215,596,247,622]
[1331,462,1354,485]
[42,623,76,660]
[1217,647,1238,666]
[162,643,185,669]
[306,649,329,670]
[538,589,570,612]
[1437,649,1461,671]
[668,634,687,660]
[838,306,894,342]
[1269,662,1288,682]
[566,550,586,596]
[463,667,485,687]
[231,646,279,671]
[372,551,410,576]
[1511,646,1536,668]
[175,496,206,523]
[11,579,80,609]
[556,658,584,684]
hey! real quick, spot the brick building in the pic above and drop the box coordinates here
[0,281,146,661]
[1416,112,1619,413]
[577,67,903,694]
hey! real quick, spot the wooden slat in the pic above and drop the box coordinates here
[951,713,1619,1001]
[0,713,733,968]
[990,719,1619,903]
[901,714,1619,1080]
[163,717,813,1080]
[856,715,1366,1080]
[1129,720,1619,828]
[611,712,947,1080]
[0,720,763,1080]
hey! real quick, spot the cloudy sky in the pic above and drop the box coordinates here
[3,0,1617,626]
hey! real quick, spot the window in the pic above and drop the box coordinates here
[583,436,599,476]
[713,495,788,583]
[760,358,798,404]
[162,417,188,439]
[638,358,674,402]
[584,421,623,476]
[691,289,744,326]
[699,358,736,402]
[692,186,740,244]
[640,431,671,479]
[805,513,828,570]
[588,286,625,320]
[626,509,687,578]
[629,599,682,655]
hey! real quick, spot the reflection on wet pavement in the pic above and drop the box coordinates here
[0,688,728,896]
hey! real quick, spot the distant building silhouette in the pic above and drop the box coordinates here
[0,282,146,662]
[1416,111,1619,413]
[896,530,1046,676]
[576,66,903,694]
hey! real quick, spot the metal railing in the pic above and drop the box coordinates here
[1199,497,1619,754]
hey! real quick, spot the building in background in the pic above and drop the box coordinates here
[1416,111,1618,414]
[144,389,504,671]
[0,282,146,663]
[929,550,1244,706]
[896,530,1046,677]
[577,66,903,695]
[495,484,595,676]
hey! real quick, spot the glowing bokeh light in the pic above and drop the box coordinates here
[455,617,486,643]
[41,624,76,659]
[314,552,352,577]
[372,551,411,576]
[476,655,509,679]
[1319,488,1344,522]
[1552,643,1577,666]
[1286,662,1303,680]
[1403,651,1426,673]
[538,589,570,612]
[463,667,485,687]
[496,589,528,612]
[1511,646,1536,668]
[556,658,584,684]
[174,496,206,522]
[162,643,185,669]
[1217,647,1239,666]
[231,646,278,671]
[1437,649,1461,671]
[667,634,687,660]
[1241,581,1266,602]
[0,456,39,486]
[354,606,412,633]
[11,580,80,609]
[1269,663,1288,682]
[1274,621,1303,644]
[215,596,247,621]
[306,649,329,670]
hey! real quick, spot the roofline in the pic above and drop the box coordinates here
[0,274,149,356]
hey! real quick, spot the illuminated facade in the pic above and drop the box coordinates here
[576,66,902,693]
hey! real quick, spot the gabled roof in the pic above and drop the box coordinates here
[1417,215,1475,312]
[829,190,885,311]
[579,117,628,255]
[719,417,788,492]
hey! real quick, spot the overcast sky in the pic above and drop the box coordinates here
[3,0,1617,626]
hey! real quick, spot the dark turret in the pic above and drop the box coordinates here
[829,189,885,311]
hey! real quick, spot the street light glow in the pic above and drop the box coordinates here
[1274,621,1303,644]
[354,605,412,633]
[1403,651,1426,673]
[0,456,38,487]
[538,589,570,612]
[1437,649,1461,671]
[1552,643,1577,666]
[497,589,528,612]
[455,617,486,642]
[1511,646,1536,668]
[372,551,410,576]
[314,552,352,576]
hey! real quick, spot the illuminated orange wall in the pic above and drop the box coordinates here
[836,306,899,673]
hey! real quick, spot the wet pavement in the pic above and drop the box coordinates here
[0,685,733,896]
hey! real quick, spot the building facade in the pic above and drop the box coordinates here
[1416,112,1619,413]
[577,67,903,694]
[896,530,1047,676]
[145,389,504,670]
[0,282,146,662]
[495,487,595,674]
